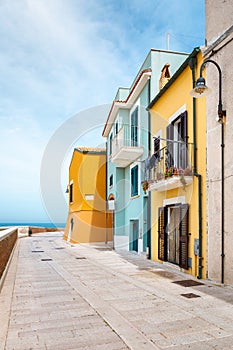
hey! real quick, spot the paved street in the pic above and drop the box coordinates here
[1,232,233,349]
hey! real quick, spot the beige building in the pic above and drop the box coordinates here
[203,0,233,284]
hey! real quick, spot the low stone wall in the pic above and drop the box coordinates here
[0,228,18,280]
[30,227,63,234]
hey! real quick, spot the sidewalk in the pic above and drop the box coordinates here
[1,232,233,349]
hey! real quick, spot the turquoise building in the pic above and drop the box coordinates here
[102,49,188,256]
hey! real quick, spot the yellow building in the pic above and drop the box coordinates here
[146,48,206,279]
[63,147,112,244]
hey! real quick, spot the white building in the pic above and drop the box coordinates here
[203,0,233,284]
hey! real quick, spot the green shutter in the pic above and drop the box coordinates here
[158,207,167,261]
[135,165,138,195]
[179,204,189,269]
[131,165,138,197]
[166,124,174,168]
[180,111,188,169]
[131,107,138,146]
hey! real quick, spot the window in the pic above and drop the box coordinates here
[166,111,187,169]
[131,165,139,197]
[131,106,139,146]
[109,133,113,155]
[115,120,119,135]
[154,137,160,154]
[85,194,94,200]
[69,183,73,203]
[109,175,113,187]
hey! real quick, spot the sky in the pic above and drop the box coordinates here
[0,0,205,225]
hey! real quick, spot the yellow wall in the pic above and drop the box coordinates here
[64,211,113,243]
[69,150,106,212]
[64,149,111,243]
[149,51,207,278]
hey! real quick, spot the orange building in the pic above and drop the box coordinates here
[63,147,112,243]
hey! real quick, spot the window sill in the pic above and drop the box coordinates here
[130,194,140,200]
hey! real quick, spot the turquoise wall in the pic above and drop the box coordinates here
[105,49,189,252]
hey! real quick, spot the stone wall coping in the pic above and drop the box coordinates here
[0,227,18,242]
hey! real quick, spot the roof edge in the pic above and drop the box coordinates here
[75,147,106,155]
[102,68,152,137]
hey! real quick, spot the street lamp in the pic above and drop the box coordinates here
[190,58,226,284]
[190,59,226,122]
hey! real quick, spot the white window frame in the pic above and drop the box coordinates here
[163,196,186,207]
[169,104,186,124]
[130,99,140,147]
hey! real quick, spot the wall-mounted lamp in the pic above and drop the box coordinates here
[190,59,226,122]
[190,58,226,284]
[65,185,69,193]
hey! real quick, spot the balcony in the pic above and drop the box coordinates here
[110,126,144,167]
[145,142,193,192]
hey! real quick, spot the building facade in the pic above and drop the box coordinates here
[147,48,207,278]
[203,0,233,284]
[63,147,112,244]
[102,49,188,255]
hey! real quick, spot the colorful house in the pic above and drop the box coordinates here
[102,49,188,255]
[146,48,206,278]
[63,147,112,244]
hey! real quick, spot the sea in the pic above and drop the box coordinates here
[0,222,66,228]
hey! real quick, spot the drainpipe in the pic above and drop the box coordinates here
[105,141,108,245]
[189,56,203,279]
[221,121,225,284]
[147,77,151,259]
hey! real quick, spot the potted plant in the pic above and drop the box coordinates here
[141,180,149,194]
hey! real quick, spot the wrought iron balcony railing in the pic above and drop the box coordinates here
[143,142,194,192]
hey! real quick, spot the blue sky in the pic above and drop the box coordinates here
[0,0,205,224]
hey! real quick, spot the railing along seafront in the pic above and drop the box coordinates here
[0,227,18,290]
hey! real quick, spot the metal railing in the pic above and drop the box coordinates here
[111,126,141,156]
[144,142,194,182]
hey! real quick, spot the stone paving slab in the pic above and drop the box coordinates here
[2,233,233,349]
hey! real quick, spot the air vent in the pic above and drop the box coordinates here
[181,293,200,299]
[41,258,53,261]
[172,279,204,287]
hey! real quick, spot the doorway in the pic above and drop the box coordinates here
[130,220,139,252]
[143,197,148,252]
[167,206,180,265]
[67,218,74,242]
[158,203,189,269]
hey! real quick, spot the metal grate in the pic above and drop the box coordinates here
[32,250,44,253]
[54,247,65,250]
[94,248,113,251]
[41,258,53,261]
[172,279,204,287]
[181,293,200,299]
[76,257,86,260]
